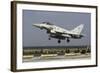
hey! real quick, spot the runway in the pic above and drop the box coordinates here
[23,54,91,62]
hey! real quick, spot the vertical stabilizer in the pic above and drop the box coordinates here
[71,24,84,34]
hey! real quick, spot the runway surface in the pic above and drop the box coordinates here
[23,54,91,62]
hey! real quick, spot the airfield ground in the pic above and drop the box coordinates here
[23,46,91,62]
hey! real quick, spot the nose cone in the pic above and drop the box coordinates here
[33,24,41,27]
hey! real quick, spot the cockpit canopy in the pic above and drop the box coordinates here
[42,22,54,25]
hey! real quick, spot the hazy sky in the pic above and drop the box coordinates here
[23,10,91,47]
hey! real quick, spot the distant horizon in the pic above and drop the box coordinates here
[23,45,91,48]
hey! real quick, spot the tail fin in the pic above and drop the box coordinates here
[71,24,84,34]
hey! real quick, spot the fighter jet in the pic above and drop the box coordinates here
[32,22,84,43]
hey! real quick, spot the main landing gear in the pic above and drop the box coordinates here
[48,36,70,43]
[67,38,70,43]
[57,38,70,44]
[48,37,51,40]
[58,39,61,43]
[48,37,61,43]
